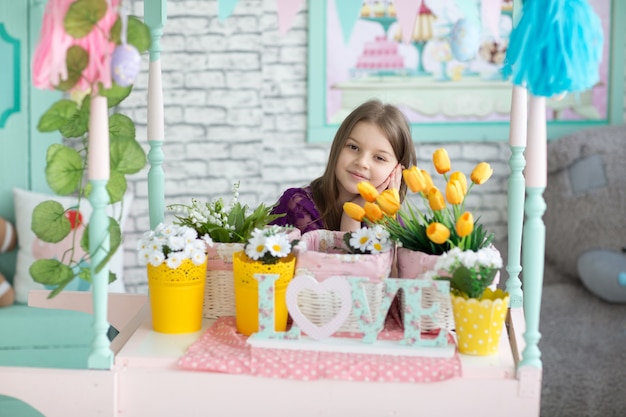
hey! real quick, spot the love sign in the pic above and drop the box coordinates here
[248,273,451,350]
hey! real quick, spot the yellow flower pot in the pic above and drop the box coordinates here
[233,251,295,336]
[147,258,207,334]
[451,288,509,356]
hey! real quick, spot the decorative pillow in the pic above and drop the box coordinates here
[12,188,133,304]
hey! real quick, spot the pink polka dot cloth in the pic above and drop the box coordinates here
[178,317,462,383]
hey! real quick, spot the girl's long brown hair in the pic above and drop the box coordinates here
[310,99,417,230]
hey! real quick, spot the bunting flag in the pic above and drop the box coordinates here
[218,0,240,21]
[277,0,306,34]
[334,0,363,43]
[393,0,422,44]
[481,0,502,42]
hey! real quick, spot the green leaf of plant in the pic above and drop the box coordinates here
[127,16,151,52]
[45,145,84,195]
[60,109,89,138]
[32,201,71,243]
[64,0,108,39]
[106,171,127,204]
[100,83,133,107]
[112,15,151,53]
[81,217,123,273]
[30,259,75,285]
[55,45,89,91]
[109,113,135,141]
[37,100,78,133]
[109,135,146,175]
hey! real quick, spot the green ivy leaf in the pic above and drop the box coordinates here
[109,134,146,175]
[45,145,84,195]
[106,170,127,204]
[80,217,123,274]
[111,15,151,53]
[59,94,91,138]
[30,259,75,285]
[32,200,72,243]
[109,113,135,141]
[37,100,78,133]
[64,0,108,39]
[56,46,89,92]
[100,83,133,107]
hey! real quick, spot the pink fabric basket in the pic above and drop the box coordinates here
[294,230,393,282]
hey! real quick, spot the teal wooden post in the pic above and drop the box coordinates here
[87,95,114,369]
[505,0,525,309]
[506,86,526,308]
[145,0,167,229]
[519,95,546,370]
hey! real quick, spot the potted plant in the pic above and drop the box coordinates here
[137,223,212,333]
[30,0,150,297]
[343,148,504,336]
[232,225,298,336]
[168,182,287,319]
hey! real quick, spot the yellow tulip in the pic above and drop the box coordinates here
[421,169,434,192]
[364,201,383,222]
[433,148,451,174]
[427,222,450,244]
[456,211,474,237]
[343,202,365,222]
[357,181,379,203]
[449,171,467,195]
[471,162,493,185]
[427,187,446,211]
[445,179,464,205]
[376,189,401,215]
[403,166,427,193]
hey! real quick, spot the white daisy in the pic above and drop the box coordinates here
[245,234,267,260]
[266,233,291,258]
[350,227,372,252]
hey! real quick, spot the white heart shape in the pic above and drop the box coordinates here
[286,274,352,340]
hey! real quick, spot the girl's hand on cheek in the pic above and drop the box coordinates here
[376,164,402,193]
[388,163,403,191]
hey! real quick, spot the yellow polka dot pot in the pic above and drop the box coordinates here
[451,288,509,356]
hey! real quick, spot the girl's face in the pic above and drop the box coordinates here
[335,121,399,201]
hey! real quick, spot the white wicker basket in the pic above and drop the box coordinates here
[294,230,392,333]
[202,243,243,319]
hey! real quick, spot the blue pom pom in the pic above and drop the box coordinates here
[502,0,603,97]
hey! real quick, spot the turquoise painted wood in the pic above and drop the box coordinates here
[0,0,61,283]
[506,145,525,308]
[87,179,114,369]
[145,0,167,228]
[520,186,546,369]
[505,2,525,309]
[306,0,625,143]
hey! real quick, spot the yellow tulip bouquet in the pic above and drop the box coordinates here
[343,148,499,298]
[344,148,495,254]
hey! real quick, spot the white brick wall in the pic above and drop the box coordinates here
[118,0,619,294]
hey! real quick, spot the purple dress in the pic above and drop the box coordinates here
[270,186,324,234]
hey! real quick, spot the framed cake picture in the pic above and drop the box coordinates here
[306,0,624,143]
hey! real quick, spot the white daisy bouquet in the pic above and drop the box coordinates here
[424,246,503,299]
[137,223,213,269]
[343,225,392,255]
[243,225,298,265]
[168,182,283,244]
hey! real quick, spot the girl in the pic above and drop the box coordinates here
[270,99,417,233]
